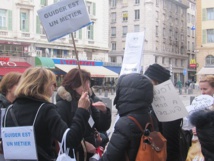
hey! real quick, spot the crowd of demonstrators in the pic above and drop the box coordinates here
[0,72,22,160]
[189,75,214,161]
[144,64,183,161]
[56,68,111,161]
[3,67,91,160]
[100,73,154,161]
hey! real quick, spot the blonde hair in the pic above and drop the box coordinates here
[15,67,56,102]
[199,75,214,88]
[0,72,21,96]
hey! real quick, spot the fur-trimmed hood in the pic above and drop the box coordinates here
[56,86,72,102]
[190,109,214,128]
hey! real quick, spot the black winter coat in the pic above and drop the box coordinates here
[56,87,111,161]
[190,109,214,161]
[100,73,154,161]
[4,97,89,161]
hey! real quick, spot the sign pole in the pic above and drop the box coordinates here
[71,33,85,91]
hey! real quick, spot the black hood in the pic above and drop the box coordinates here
[114,73,153,116]
[0,93,11,108]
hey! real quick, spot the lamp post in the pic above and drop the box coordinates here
[170,64,174,84]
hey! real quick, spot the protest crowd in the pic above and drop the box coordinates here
[0,63,213,161]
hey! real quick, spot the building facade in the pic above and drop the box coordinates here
[196,0,214,80]
[0,0,109,63]
[109,0,189,84]
[186,0,196,82]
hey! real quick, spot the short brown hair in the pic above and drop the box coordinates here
[0,72,21,95]
[199,75,214,88]
[62,68,91,91]
[15,67,56,102]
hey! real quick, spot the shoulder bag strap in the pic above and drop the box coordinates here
[32,103,45,126]
[128,116,144,132]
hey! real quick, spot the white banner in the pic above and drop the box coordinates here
[37,0,91,42]
[152,80,188,122]
[120,32,144,76]
[2,126,37,160]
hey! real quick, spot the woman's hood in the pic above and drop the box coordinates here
[56,86,72,102]
[114,73,153,116]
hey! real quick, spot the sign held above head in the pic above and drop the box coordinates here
[37,0,92,42]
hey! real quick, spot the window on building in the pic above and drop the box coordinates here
[162,57,165,64]
[192,42,194,51]
[187,41,190,50]
[122,11,128,21]
[122,0,128,5]
[87,2,96,16]
[111,27,116,37]
[187,13,190,23]
[156,26,158,36]
[111,0,117,7]
[122,26,128,36]
[207,8,214,20]
[156,0,159,7]
[207,29,214,43]
[169,58,171,64]
[111,12,116,23]
[134,25,140,32]
[20,11,29,32]
[0,9,7,29]
[134,10,140,20]
[181,60,184,67]
[156,11,159,21]
[155,56,158,63]
[205,55,214,66]
[87,25,94,40]
[111,57,116,63]
[175,59,177,66]
[111,42,116,50]
[163,28,166,38]
[135,0,140,4]
[40,0,47,6]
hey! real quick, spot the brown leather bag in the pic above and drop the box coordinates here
[128,116,167,161]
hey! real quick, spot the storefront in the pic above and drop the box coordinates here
[0,57,31,79]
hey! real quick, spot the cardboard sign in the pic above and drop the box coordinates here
[186,95,214,114]
[2,126,37,160]
[37,0,91,41]
[120,32,144,75]
[152,80,188,122]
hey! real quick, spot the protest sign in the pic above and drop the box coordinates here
[37,0,91,41]
[2,126,37,160]
[120,32,144,75]
[152,80,188,122]
[186,95,214,114]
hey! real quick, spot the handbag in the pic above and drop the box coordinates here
[56,128,76,161]
[128,116,167,161]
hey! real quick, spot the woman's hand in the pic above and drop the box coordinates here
[85,141,96,154]
[92,101,107,112]
[78,92,90,110]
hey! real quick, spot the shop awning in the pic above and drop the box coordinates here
[104,66,121,74]
[35,57,55,68]
[197,67,214,75]
[0,62,31,76]
[55,64,119,78]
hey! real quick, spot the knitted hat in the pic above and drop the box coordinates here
[144,64,170,83]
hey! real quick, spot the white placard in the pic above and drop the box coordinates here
[120,32,145,76]
[37,0,91,42]
[152,80,188,122]
[2,126,37,160]
[186,95,214,114]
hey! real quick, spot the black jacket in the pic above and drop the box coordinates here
[0,93,11,109]
[100,73,154,161]
[56,86,111,161]
[4,96,89,161]
[190,110,214,161]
